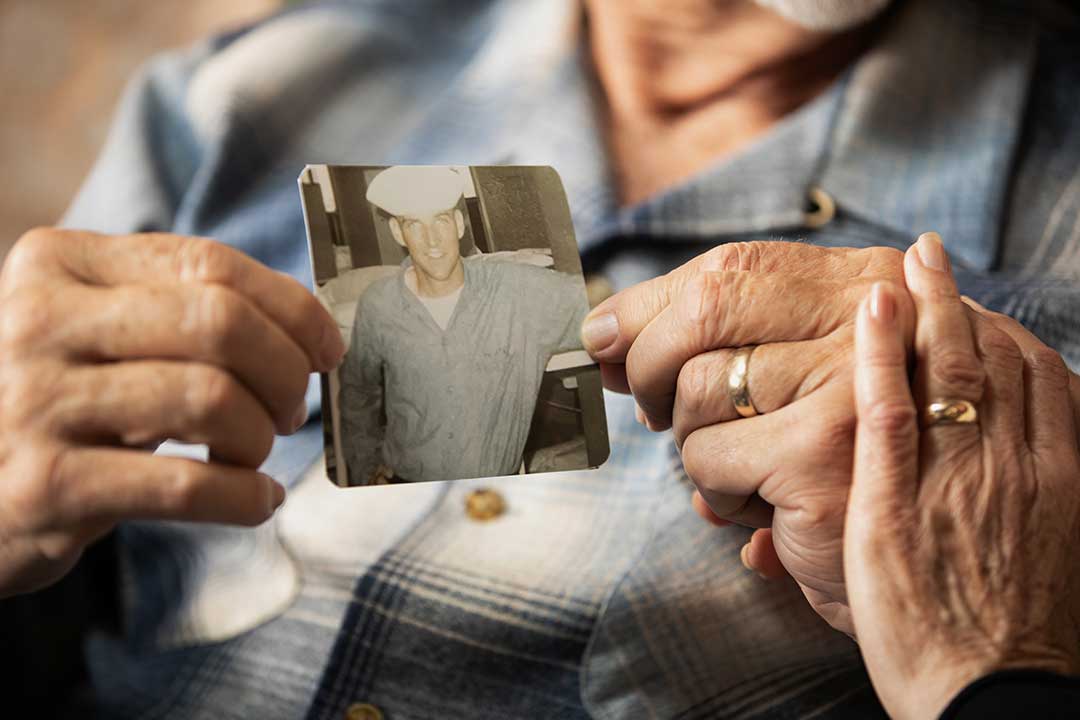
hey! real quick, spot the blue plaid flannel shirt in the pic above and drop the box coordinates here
[47,0,1080,717]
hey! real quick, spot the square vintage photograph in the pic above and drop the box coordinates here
[300,165,609,486]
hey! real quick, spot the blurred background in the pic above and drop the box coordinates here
[0,0,283,260]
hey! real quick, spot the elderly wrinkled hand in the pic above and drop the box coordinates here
[580,240,915,634]
[0,229,344,597]
[583,234,1080,646]
[845,237,1080,720]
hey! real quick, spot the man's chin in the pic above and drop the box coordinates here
[420,269,451,282]
[415,264,459,284]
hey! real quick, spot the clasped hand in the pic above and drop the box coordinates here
[582,240,915,634]
[582,236,1080,652]
[847,237,1080,718]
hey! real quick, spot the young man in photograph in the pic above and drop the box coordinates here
[338,165,589,484]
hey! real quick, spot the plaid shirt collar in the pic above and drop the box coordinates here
[391,0,1035,271]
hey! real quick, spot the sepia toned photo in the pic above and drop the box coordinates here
[300,165,609,486]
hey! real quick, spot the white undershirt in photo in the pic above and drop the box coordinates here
[405,268,463,330]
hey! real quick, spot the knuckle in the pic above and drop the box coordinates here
[194,284,246,356]
[185,365,240,423]
[174,237,236,285]
[930,349,986,397]
[796,351,844,400]
[290,284,321,327]
[36,532,89,565]
[0,289,52,354]
[976,326,1023,374]
[9,445,69,531]
[681,272,732,343]
[863,246,905,278]
[701,245,736,272]
[12,227,57,252]
[856,344,905,373]
[3,227,59,281]
[813,411,857,458]
[862,399,918,438]
[675,355,715,418]
[794,497,844,531]
[702,242,763,273]
[164,464,205,516]
[0,363,58,431]
[1025,344,1070,389]
[282,373,311,414]
[623,348,644,394]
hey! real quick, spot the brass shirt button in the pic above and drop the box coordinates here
[465,488,506,521]
[344,702,384,720]
[804,186,836,228]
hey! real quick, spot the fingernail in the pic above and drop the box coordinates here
[291,401,309,433]
[634,404,646,425]
[581,312,619,355]
[916,232,947,272]
[740,543,753,572]
[869,282,895,324]
[270,481,286,512]
[319,324,347,369]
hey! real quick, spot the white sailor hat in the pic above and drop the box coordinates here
[365,165,465,218]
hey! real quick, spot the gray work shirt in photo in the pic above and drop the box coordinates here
[339,256,589,483]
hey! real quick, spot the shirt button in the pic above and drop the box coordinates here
[804,185,836,228]
[465,488,506,521]
[344,702,384,720]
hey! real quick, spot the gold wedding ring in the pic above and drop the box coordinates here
[923,399,978,427]
[728,346,759,418]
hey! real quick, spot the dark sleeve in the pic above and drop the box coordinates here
[939,669,1080,719]
[0,533,120,713]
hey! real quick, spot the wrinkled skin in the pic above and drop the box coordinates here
[582,239,1080,637]
[0,229,343,598]
[845,237,1080,719]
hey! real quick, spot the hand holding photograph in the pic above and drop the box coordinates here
[299,164,609,486]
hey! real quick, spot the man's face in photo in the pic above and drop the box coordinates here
[391,208,465,282]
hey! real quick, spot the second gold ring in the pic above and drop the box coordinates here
[728,345,759,418]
